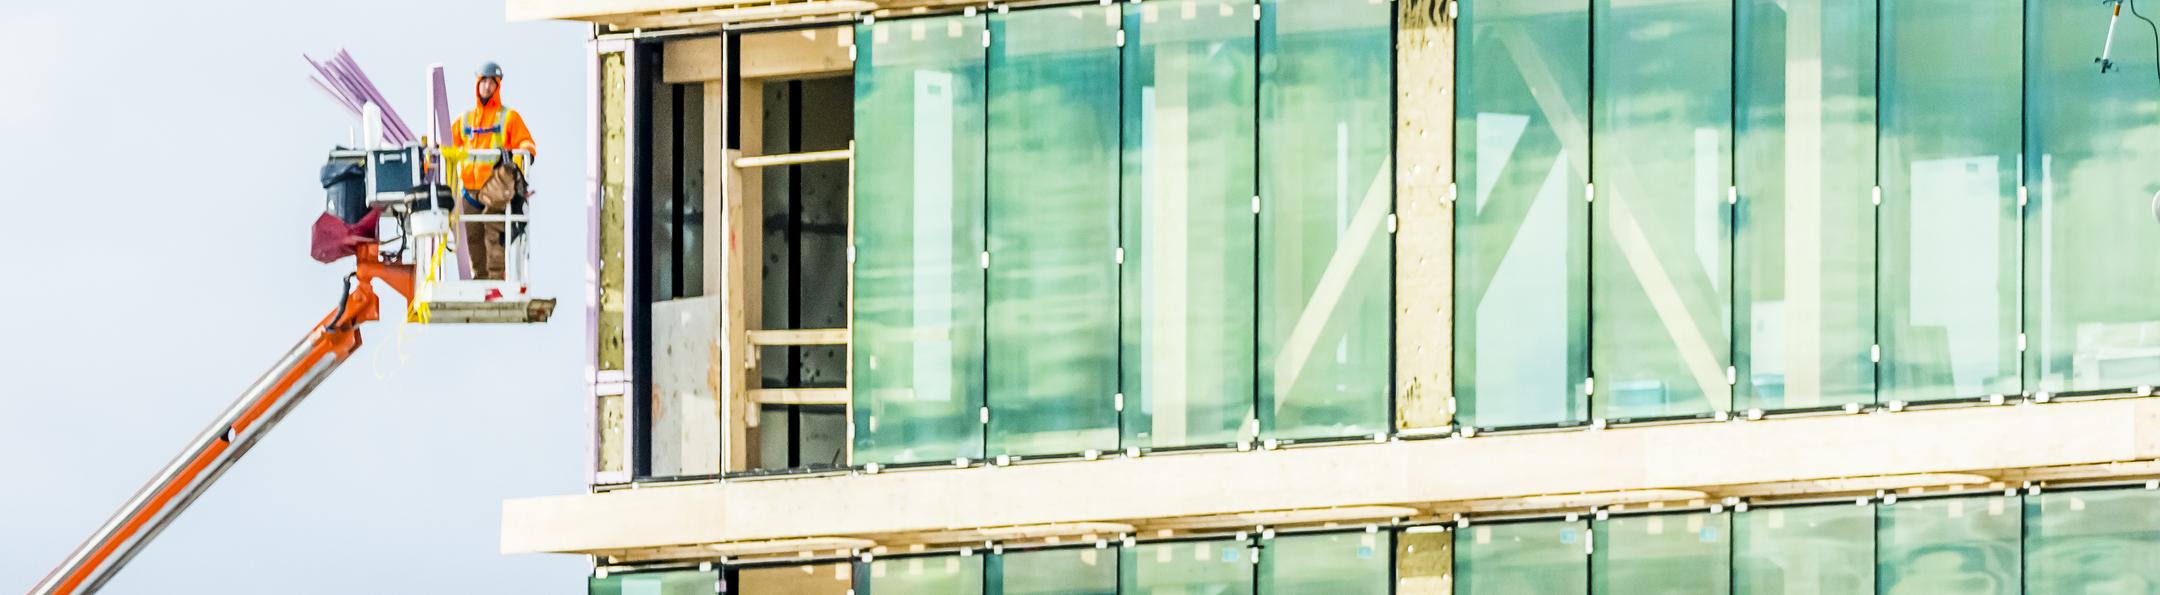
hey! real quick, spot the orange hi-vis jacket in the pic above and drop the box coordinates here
[451,78,537,194]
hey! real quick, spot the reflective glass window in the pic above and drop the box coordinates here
[1589,0,1735,421]
[852,15,990,465]
[1735,504,1874,594]
[1878,0,2021,403]
[1734,0,1879,411]
[1120,0,1261,450]
[1591,512,1730,594]
[1454,0,1592,429]
[1121,539,1255,595]
[860,555,986,595]
[590,569,718,595]
[994,548,1118,595]
[1260,532,1390,594]
[2026,488,2160,592]
[1455,520,1588,595]
[1256,0,1394,441]
[1877,496,2021,595]
[986,6,1123,458]
[2024,1,2160,395]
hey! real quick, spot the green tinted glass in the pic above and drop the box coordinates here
[1260,532,1389,594]
[1256,0,1393,441]
[1878,496,2021,595]
[985,6,1122,458]
[2024,1,2160,395]
[1454,0,1592,429]
[1878,0,2021,403]
[852,16,989,465]
[1589,0,1734,421]
[1734,0,1879,412]
[1592,512,1730,594]
[1735,504,1875,594]
[1120,0,1259,450]
[2026,488,2160,592]
[1120,539,1255,595]
[588,569,717,595]
[993,548,1117,595]
[1456,520,1588,595]
[861,555,985,595]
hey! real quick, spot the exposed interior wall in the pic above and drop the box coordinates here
[1396,0,1454,430]
[758,77,852,391]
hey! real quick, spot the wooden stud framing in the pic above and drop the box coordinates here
[748,328,850,346]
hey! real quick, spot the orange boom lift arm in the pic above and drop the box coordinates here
[31,245,413,595]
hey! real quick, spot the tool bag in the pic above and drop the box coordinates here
[474,159,529,211]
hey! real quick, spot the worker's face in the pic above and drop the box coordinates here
[478,77,500,101]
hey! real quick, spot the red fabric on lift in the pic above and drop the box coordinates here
[311,207,382,264]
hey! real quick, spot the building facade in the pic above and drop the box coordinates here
[503,0,2160,592]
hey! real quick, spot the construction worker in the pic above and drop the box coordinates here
[452,61,537,281]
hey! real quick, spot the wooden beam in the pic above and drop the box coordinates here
[716,72,768,473]
[749,328,851,346]
[742,27,854,81]
[502,397,2160,556]
[663,37,727,84]
[751,389,850,406]
[736,149,852,169]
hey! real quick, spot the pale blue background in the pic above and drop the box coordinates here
[0,0,591,592]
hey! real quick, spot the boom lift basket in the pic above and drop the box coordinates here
[334,144,555,324]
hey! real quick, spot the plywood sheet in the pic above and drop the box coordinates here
[652,296,723,476]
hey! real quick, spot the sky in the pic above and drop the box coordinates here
[0,1,593,592]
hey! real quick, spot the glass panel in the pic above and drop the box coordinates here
[738,563,853,595]
[853,16,990,465]
[2024,2,2160,395]
[1877,496,2020,595]
[1121,0,1260,450]
[590,570,718,595]
[1455,520,1588,595]
[860,555,986,595]
[1120,539,1255,595]
[1592,512,1730,594]
[1397,530,1453,595]
[1735,504,1874,594]
[1453,0,1592,429]
[1260,532,1389,594]
[2026,488,2160,592]
[1256,0,1393,441]
[1589,0,1734,421]
[1734,0,1878,412]
[993,548,1118,595]
[985,5,1123,458]
[1878,0,2020,403]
